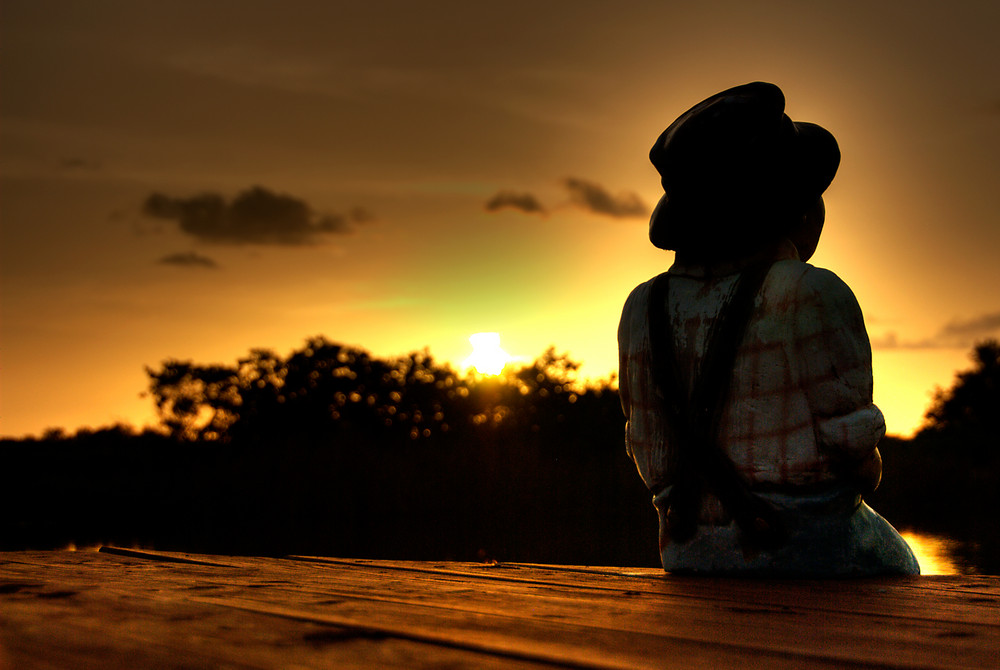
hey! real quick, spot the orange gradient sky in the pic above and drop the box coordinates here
[2,1,999,438]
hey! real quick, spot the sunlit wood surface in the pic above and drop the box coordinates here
[2,547,998,669]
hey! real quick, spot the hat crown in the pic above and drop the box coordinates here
[648,82,840,253]
[652,83,793,200]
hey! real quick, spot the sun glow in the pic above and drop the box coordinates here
[463,332,511,376]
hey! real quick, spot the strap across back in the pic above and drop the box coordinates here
[647,262,785,548]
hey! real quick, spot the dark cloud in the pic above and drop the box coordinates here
[485,191,547,215]
[483,180,647,218]
[938,312,1000,340]
[871,311,1000,350]
[348,206,376,223]
[563,177,648,218]
[869,331,950,350]
[157,252,219,269]
[60,157,100,171]
[142,186,371,245]
[870,332,911,349]
[315,214,351,234]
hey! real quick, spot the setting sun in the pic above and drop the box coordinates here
[463,332,511,376]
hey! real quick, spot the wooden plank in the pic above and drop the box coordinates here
[187,564,999,670]
[196,594,860,670]
[2,550,998,670]
[1,553,768,670]
[0,580,562,670]
[49,554,1000,665]
[286,556,1000,626]
[11,552,996,670]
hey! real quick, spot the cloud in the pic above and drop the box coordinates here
[347,206,376,224]
[482,179,648,219]
[157,252,220,269]
[562,177,648,218]
[938,312,1000,340]
[484,191,547,215]
[870,332,915,349]
[870,311,1000,350]
[142,186,371,245]
[59,157,100,171]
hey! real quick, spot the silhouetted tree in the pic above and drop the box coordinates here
[145,361,241,441]
[920,339,1000,458]
[144,338,627,448]
[145,338,479,444]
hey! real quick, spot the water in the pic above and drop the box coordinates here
[899,531,978,575]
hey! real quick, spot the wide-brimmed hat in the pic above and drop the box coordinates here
[648,82,840,253]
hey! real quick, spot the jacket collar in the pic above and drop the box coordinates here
[668,238,800,279]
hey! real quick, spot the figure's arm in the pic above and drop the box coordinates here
[618,287,639,459]
[618,305,631,420]
[795,268,885,492]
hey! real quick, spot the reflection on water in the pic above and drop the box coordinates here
[899,531,975,576]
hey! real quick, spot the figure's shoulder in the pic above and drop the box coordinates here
[619,274,669,339]
[621,274,662,313]
[769,260,856,299]
[767,260,863,320]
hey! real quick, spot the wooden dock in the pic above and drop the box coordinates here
[2,547,997,669]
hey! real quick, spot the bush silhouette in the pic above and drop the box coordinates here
[3,339,657,566]
[920,339,1000,458]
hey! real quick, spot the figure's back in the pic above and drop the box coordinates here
[619,255,920,575]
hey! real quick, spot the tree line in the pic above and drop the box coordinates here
[143,336,620,447]
[2,338,998,571]
[1,338,658,565]
[867,340,1000,573]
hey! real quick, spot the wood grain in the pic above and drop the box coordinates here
[1,549,997,670]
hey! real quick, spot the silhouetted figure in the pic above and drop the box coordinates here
[618,82,919,575]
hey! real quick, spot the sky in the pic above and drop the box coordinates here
[2,0,998,439]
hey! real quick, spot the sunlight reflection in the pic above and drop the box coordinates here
[900,532,967,576]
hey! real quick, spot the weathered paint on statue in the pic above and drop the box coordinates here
[618,82,919,576]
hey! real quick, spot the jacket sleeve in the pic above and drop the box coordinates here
[794,268,885,461]
[618,286,639,458]
[618,280,660,481]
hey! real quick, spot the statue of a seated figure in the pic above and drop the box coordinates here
[618,82,920,576]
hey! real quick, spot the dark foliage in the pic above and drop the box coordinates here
[1,340,658,566]
[4,338,999,572]
[868,434,1000,574]
[868,340,1000,573]
[920,339,1000,459]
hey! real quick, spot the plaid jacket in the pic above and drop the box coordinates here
[618,243,884,522]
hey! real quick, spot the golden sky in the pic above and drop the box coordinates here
[2,0,998,438]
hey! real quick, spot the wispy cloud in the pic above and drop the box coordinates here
[484,191,547,215]
[562,177,648,218]
[59,157,101,171]
[484,178,648,219]
[938,312,1000,341]
[142,186,372,245]
[157,252,219,269]
[871,311,1000,349]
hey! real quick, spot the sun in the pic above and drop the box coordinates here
[463,332,511,376]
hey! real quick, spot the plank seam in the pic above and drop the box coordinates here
[191,595,951,670]
[98,546,238,568]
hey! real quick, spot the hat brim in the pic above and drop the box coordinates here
[649,119,840,252]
